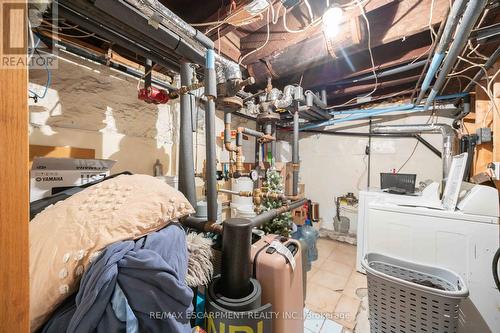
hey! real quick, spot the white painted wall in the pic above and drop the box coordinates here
[284,113,451,233]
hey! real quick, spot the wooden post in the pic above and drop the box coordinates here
[0,0,29,331]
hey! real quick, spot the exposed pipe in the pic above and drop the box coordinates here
[274,85,294,109]
[305,90,327,109]
[249,199,307,228]
[292,107,300,197]
[220,198,307,298]
[372,124,457,181]
[93,0,207,65]
[124,0,214,50]
[423,0,489,110]
[205,49,218,224]
[333,59,427,87]
[296,129,442,158]
[415,0,468,104]
[411,7,449,102]
[178,62,197,208]
[40,34,177,90]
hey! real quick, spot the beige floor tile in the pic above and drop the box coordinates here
[321,257,353,278]
[343,271,368,299]
[317,238,336,258]
[307,266,319,280]
[305,282,342,314]
[334,241,356,254]
[310,269,349,292]
[333,294,361,330]
[328,250,356,267]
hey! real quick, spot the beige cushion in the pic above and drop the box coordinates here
[29,174,194,331]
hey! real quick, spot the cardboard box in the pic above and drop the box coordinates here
[30,157,115,202]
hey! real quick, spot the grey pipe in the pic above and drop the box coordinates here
[224,111,232,145]
[372,124,457,180]
[220,218,253,298]
[321,89,327,104]
[178,62,197,208]
[250,199,307,228]
[305,90,327,109]
[336,60,427,86]
[271,124,277,165]
[205,50,218,223]
[415,0,469,104]
[241,127,267,139]
[125,0,214,50]
[292,108,300,196]
[435,0,469,55]
[423,0,489,110]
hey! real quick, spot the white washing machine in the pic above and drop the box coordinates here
[356,186,500,332]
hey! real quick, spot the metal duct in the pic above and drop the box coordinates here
[215,53,243,82]
[274,85,294,109]
[372,124,457,181]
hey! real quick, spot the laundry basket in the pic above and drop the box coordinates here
[362,253,469,333]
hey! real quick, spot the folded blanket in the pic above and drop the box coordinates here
[41,224,193,333]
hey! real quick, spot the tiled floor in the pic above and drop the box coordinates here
[304,238,369,333]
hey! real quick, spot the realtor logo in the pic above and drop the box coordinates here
[1,0,57,69]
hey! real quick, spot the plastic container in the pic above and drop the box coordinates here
[156,175,179,190]
[295,225,318,263]
[196,200,222,223]
[362,253,469,333]
[231,178,254,207]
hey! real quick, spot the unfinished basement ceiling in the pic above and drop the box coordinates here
[39,0,500,108]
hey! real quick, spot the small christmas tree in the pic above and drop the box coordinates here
[260,169,293,237]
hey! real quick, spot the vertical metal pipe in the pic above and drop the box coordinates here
[367,118,372,188]
[271,124,277,166]
[205,50,218,223]
[224,111,232,146]
[178,61,197,208]
[321,89,327,105]
[220,218,253,298]
[423,0,488,110]
[292,107,300,196]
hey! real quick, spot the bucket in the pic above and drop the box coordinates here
[156,176,179,190]
[231,178,254,207]
[230,203,256,218]
[196,200,223,223]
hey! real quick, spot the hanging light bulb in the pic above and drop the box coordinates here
[322,6,343,38]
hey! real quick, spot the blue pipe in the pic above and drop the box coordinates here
[420,53,445,93]
[301,104,424,130]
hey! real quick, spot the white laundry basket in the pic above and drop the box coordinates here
[362,253,469,333]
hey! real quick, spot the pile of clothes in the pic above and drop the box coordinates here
[30,175,213,333]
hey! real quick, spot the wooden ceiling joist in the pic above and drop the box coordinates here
[243,0,449,84]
